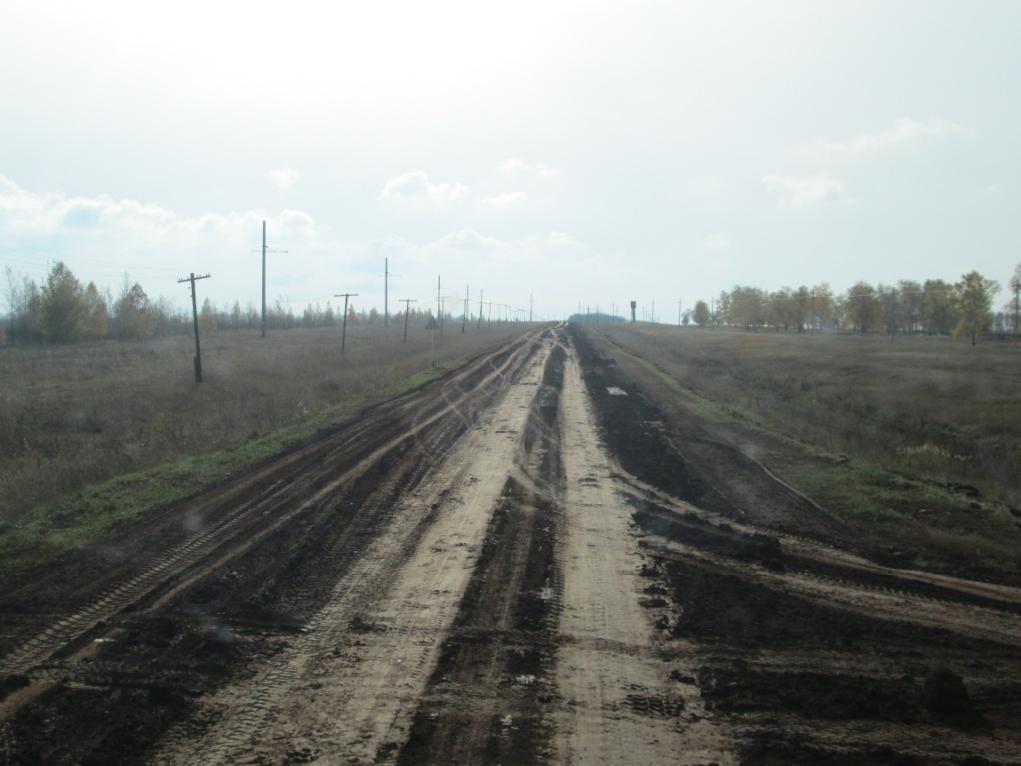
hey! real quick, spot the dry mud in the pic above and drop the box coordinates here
[0,325,1017,765]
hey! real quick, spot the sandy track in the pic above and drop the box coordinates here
[152,336,555,764]
[554,350,736,765]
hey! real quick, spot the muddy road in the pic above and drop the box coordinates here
[1,325,1019,765]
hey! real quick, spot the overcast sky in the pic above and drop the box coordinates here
[2,0,1019,319]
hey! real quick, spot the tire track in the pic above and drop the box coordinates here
[554,339,736,765]
[150,333,554,765]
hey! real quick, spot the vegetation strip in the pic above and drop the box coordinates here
[0,355,467,575]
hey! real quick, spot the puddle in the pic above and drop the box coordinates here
[606,386,628,396]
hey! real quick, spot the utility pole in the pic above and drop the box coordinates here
[889,288,897,342]
[400,299,417,342]
[678,299,682,327]
[436,275,441,330]
[333,292,359,356]
[462,285,469,333]
[477,289,485,329]
[651,299,655,326]
[529,293,533,323]
[811,289,817,333]
[254,221,287,337]
[261,221,266,336]
[385,258,389,327]
[178,272,211,383]
[1012,272,1020,344]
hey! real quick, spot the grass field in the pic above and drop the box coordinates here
[0,320,535,529]
[592,325,1021,508]
[579,323,1021,577]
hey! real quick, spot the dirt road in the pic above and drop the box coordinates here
[1,325,1019,764]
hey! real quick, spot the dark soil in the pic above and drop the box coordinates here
[0,333,545,766]
[398,340,566,766]
[570,325,1021,765]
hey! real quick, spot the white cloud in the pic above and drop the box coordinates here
[793,117,965,162]
[269,167,300,191]
[702,231,732,250]
[763,173,847,208]
[380,170,468,206]
[0,173,324,262]
[481,191,528,208]
[499,158,561,180]
[545,231,581,248]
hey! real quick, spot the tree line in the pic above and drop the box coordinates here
[2,262,455,346]
[685,266,1019,345]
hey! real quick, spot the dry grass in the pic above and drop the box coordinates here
[593,325,1021,508]
[0,321,535,520]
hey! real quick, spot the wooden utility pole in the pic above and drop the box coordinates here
[889,289,897,342]
[261,221,266,336]
[436,275,441,331]
[529,293,533,323]
[462,285,469,333]
[477,289,485,329]
[334,292,359,356]
[1012,273,1020,344]
[400,298,417,342]
[254,221,287,338]
[383,258,401,328]
[178,272,211,383]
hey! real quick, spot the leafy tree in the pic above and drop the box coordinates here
[896,280,923,333]
[693,300,710,327]
[728,286,766,329]
[845,281,879,333]
[82,282,109,340]
[3,266,44,343]
[792,286,812,331]
[766,288,793,331]
[41,262,86,343]
[811,283,835,329]
[955,270,999,346]
[1008,263,1021,336]
[199,297,217,335]
[116,280,154,339]
[716,290,732,326]
[921,279,958,334]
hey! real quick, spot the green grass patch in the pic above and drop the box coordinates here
[0,358,460,576]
